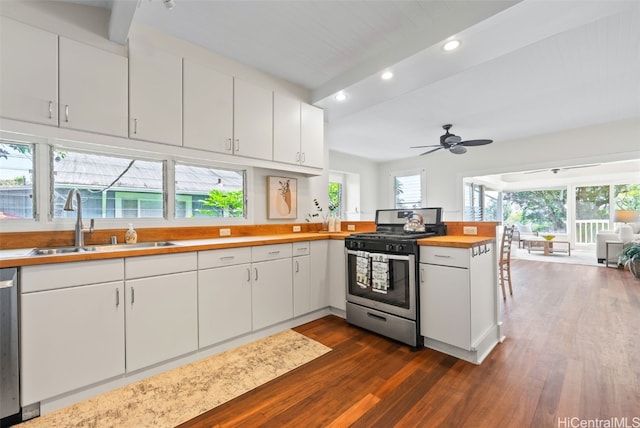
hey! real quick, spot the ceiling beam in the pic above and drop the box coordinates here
[108,0,139,44]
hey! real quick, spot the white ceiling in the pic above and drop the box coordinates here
[68,0,640,163]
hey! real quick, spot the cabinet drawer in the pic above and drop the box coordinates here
[420,246,469,268]
[21,259,124,293]
[251,243,292,262]
[292,241,310,256]
[199,247,251,269]
[125,252,197,279]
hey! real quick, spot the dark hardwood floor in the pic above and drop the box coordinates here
[180,260,640,427]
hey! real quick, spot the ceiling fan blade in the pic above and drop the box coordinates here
[563,163,600,170]
[444,135,462,144]
[523,169,548,174]
[460,139,493,146]
[420,147,443,156]
[410,144,441,148]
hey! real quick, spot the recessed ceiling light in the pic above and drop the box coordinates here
[381,71,393,80]
[335,91,348,102]
[443,40,461,52]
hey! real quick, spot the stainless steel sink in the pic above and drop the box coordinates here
[84,241,178,252]
[28,241,178,256]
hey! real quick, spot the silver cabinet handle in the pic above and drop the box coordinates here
[116,288,120,307]
[132,118,138,134]
[268,250,280,255]
[64,104,69,122]
[301,152,306,163]
[247,267,251,282]
[434,254,451,258]
[296,152,301,162]
[234,139,239,152]
[48,101,53,119]
[131,287,135,305]
[420,268,424,283]
[0,279,14,289]
[220,256,235,261]
[226,138,233,151]
[254,267,258,281]
[295,260,299,273]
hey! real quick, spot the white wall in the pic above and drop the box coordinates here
[374,117,640,221]
[329,150,379,220]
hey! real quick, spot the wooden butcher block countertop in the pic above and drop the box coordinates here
[419,235,495,249]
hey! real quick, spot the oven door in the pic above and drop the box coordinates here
[346,249,416,320]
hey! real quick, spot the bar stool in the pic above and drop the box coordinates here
[498,225,515,299]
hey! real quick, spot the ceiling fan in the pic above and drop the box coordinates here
[524,164,601,174]
[411,124,493,155]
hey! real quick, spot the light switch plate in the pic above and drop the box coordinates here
[463,226,478,235]
[293,225,301,232]
[347,224,356,231]
[219,228,231,236]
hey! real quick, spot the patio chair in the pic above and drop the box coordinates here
[499,225,515,299]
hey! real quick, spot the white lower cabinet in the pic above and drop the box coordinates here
[328,240,347,311]
[20,260,125,405]
[310,240,329,311]
[125,253,198,372]
[251,244,293,330]
[419,243,498,363]
[198,248,252,347]
[293,241,311,317]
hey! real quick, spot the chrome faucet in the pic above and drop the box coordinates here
[64,188,94,247]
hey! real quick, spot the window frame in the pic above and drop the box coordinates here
[0,139,37,222]
[389,169,426,209]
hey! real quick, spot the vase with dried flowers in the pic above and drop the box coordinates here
[306,198,338,231]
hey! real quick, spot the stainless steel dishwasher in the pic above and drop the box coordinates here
[0,267,20,426]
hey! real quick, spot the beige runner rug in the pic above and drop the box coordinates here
[20,330,331,428]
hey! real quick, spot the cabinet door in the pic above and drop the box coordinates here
[129,40,182,146]
[198,264,252,348]
[328,240,346,311]
[273,93,301,165]
[420,264,471,350]
[183,59,234,153]
[300,103,324,168]
[21,282,125,405]
[0,17,58,126]
[125,271,198,372]
[59,37,128,137]
[310,240,329,311]
[233,78,273,160]
[293,255,311,317]
[252,258,293,330]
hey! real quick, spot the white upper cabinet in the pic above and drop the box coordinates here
[59,37,128,137]
[233,78,273,161]
[273,93,301,165]
[129,40,182,146]
[300,103,324,168]
[183,59,234,153]
[274,96,324,169]
[0,17,58,126]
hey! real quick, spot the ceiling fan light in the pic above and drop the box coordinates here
[443,40,461,52]
[381,71,393,80]
[450,146,467,155]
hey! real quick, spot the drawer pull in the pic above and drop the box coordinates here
[295,260,300,273]
[131,287,135,305]
[268,251,280,255]
[367,312,386,322]
[434,254,451,258]
[0,279,14,289]
[220,256,235,261]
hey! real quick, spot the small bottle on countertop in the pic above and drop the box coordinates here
[328,215,336,232]
[125,224,137,244]
[335,215,341,232]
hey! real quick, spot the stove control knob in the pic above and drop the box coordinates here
[385,244,392,252]
[397,244,404,252]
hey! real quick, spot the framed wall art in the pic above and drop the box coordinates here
[267,176,297,219]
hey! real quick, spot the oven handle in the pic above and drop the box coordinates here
[346,249,413,262]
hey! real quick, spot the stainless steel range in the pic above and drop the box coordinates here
[344,208,446,347]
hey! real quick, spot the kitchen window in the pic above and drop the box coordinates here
[0,141,35,220]
[51,149,165,219]
[174,162,246,218]
[392,170,425,209]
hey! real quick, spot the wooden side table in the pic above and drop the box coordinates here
[605,240,624,268]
